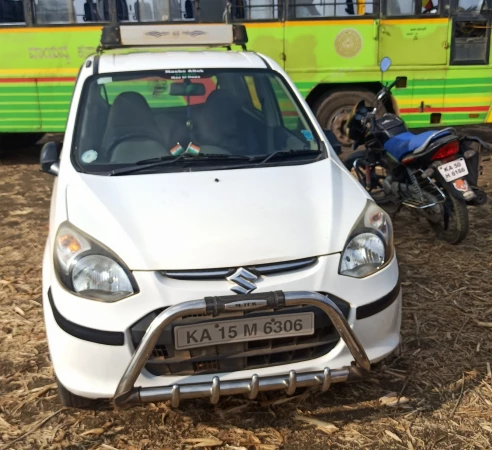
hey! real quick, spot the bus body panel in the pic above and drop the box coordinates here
[0,13,490,134]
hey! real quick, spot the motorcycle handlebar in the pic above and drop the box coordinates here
[375,77,399,103]
[387,78,398,91]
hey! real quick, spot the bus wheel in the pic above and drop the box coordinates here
[314,90,385,148]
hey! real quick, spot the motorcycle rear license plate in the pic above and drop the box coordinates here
[437,158,469,182]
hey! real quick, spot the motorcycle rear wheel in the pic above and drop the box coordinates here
[427,192,469,245]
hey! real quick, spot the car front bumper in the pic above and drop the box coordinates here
[43,253,402,406]
[113,290,371,408]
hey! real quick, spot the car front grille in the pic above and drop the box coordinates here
[130,295,351,376]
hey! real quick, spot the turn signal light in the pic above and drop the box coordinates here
[431,140,459,161]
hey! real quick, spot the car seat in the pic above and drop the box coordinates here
[101,92,168,163]
[193,89,261,155]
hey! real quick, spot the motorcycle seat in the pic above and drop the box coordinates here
[384,129,453,161]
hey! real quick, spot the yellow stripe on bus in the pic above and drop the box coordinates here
[0,26,104,33]
[486,108,492,123]
[381,18,448,25]
[247,22,283,28]
[284,19,374,26]
[0,19,447,33]
[397,96,490,106]
[0,68,78,75]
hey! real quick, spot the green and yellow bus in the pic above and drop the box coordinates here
[0,0,490,148]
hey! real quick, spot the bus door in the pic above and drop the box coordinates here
[379,0,450,126]
[447,1,491,124]
[283,0,380,92]
[232,0,284,67]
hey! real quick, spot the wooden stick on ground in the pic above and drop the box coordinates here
[0,408,66,450]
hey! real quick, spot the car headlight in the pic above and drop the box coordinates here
[54,222,138,302]
[339,201,394,278]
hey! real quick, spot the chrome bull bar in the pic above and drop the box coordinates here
[114,291,371,408]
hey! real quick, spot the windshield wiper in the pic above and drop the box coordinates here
[109,153,256,176]
[252,149,321,165]
[197,154,253,161]
[109,153,248,176]
[108,150,319,176]
[109,153,193,176]
[201,149,322,172]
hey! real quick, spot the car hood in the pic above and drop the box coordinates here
[66,159,368,270]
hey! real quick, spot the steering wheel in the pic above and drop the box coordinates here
[106,133,167,158]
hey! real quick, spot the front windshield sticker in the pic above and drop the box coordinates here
[165,69,204,80]
[170,143,185,156]
[186,143,200,156]
[301,130,314,141]
[96,77,113,85]
[81,150,98,163]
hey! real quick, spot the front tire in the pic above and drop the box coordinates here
[428,192,469,244]
[56,377,102,409]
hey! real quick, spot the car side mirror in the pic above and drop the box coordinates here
[40,141,60,176]
[323,130,342,156]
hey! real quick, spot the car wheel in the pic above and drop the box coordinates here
[56,377,103,409]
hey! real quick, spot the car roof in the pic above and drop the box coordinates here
[97,50,268,74]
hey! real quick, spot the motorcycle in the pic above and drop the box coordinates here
[343,57,487,245]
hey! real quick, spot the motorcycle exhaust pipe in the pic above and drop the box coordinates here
[383,179,416,197]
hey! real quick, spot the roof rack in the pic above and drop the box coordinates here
[100,24,248,51]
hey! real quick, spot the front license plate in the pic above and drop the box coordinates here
[174,312,315,350]
[437,157,469,182]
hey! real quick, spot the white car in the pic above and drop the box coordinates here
[40,24,401,409]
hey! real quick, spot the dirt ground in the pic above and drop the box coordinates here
[1,128,492,450]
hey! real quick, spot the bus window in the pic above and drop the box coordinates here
[457,0,482,12]
[119,0,182,20]
[34,0,76,22]
[289,0,375,18]
[384,0,415,15]
[73,0,107,22]
[197,0,275,22]
[421,0,438,13]
[450,18,489,64]
[35,0,118,22]
[0,0,25,23]
[245,0,279,19]
[384,0,440,15]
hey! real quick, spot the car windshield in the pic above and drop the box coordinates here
[73,68,322,174]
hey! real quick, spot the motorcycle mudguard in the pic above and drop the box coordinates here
[459,137,483,186]
[433,171,475,202]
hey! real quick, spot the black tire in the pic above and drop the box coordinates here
[428,191,469,244]
[56,377,102,409]
[313,90,386,148]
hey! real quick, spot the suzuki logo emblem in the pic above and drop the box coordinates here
[227,268,258,294]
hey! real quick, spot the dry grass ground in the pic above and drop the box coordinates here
[1,131,492,450]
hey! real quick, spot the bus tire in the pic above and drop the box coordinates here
[313,90,386,148]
